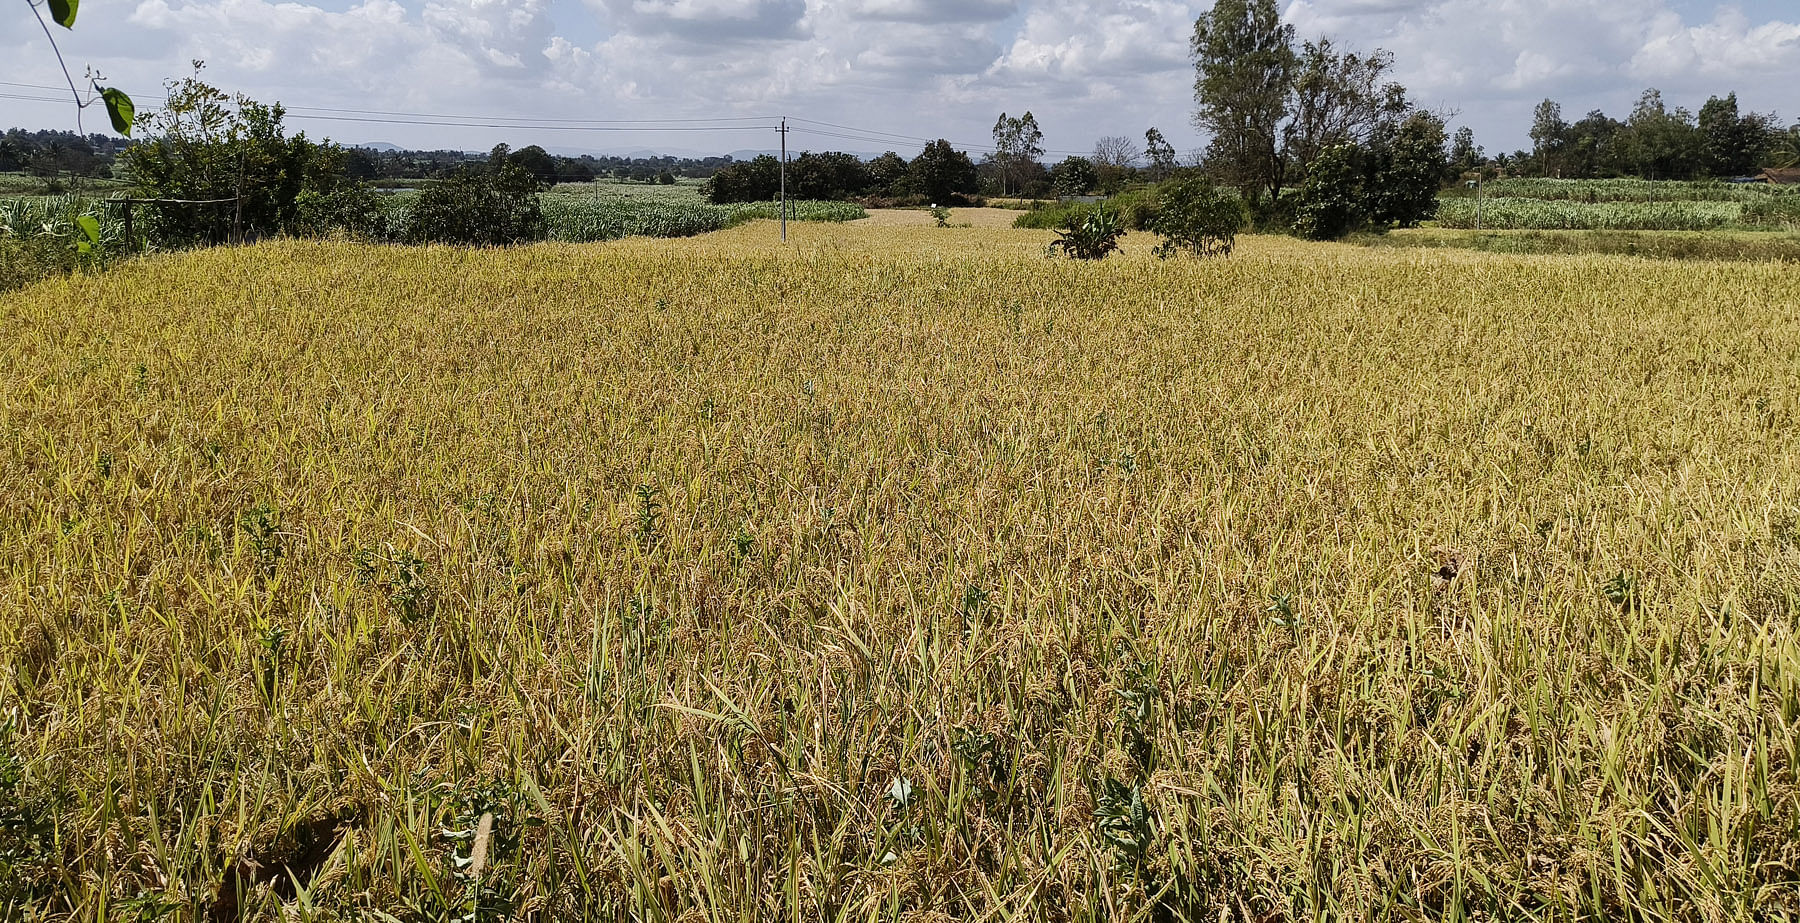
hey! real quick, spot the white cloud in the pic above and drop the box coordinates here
[3,0,1797,156]
[1283,0,1800,148]
[842,0,1016,23]
[422,0,557,71]
[593,0,809,40]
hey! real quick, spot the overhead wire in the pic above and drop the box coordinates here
[4,78,1112,156]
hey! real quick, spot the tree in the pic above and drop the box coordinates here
[1284,39,1409,177]
[1050,156,1098,196]
[1698,93,1775,177]
[1190,0,1295,205]
[909,139,980,204]
[1092,136,1138,168]
[1620,89,1701,179]
[1091,136,1138,193]
[1292,109,1445,240]
[120,67,362,246]
[705,155,782,203]
[1143,128,1178,181]
[1366,110,1446,227]
[989,111,1044,196]
[787,151,873,200]
[1564,109,1624,178]
[507,145,559,186]
[867,151,912,197]
[1292,144,1363,240]
[1530,99,1569,176]
[1771,125,1800,169]
[1449,126,1483,175]
[406,145,545,246]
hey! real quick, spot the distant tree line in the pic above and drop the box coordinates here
[0,128,130,181]
[338,145,728,185]
[706,141,982,205]
[703,123,1198,208]
[1497,91,1798,179]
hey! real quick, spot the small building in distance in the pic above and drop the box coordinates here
[1745,167,1800,185]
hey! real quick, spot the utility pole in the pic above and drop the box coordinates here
[778,117,789,243]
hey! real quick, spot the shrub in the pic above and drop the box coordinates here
[1109,187,1162,231]
[706,156,783,204]
[1046,205,1124,260]
[406,149,546,246]
[1293,145,1366,241]
[1148,177,1245,259]
[292,183,386,239]
[119,68,368,247]
[1012,201,1080,230]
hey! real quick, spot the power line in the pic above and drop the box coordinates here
[0,80,778,130]
[788,116,1095,157]
[3,78,1107,157]
[285,113,773,132]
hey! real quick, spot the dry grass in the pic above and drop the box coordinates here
[851,207,1026,230]
[3,221,1800,921]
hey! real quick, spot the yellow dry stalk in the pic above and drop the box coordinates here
[1,220,1799,921]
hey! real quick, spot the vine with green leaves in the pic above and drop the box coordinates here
[25,0,136,137]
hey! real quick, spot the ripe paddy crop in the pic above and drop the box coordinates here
[3,221,1799,921]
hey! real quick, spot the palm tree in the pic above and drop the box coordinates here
[1769,126,1800,169]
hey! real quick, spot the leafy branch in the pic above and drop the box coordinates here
[24,0,135,136]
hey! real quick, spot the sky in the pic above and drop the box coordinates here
[3,0,1798,160]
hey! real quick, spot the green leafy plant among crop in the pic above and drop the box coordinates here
[1046,205,1124,260]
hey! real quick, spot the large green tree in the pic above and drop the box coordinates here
[1698,93,1776,177]
[1190,0,1295,205]
[507,145,560,186]
[1292,110,1446,240]
[1285,39,1409,177]
[1620,89,1701,179]
[705,155,782,203]
[866,151,912,197]
[1530,99,1569,176]
[407,144,545,246]
[1366,110,1448,227]
[988,111,1044,197]
[909,139,979,204]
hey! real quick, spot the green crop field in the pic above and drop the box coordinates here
[1434,178,1800,232]
[1433,197,1744,231]
[3,218,1799,920]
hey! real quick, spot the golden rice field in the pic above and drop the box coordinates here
[3,219,1800,922]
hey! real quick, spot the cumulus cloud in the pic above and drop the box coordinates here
[422,0,557,71]
[1283,0,1800,147]
[986,0,1196,84]
[843,0,1016,23]
[3,0,1797,156]
[592,0,808,41]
